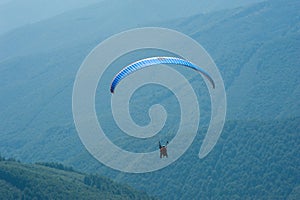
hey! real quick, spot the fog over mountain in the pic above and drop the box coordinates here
[0,0,265,35]
[0,0,103,35]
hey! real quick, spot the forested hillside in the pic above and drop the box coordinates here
[0,0,298,138]
[168,0,300,120]
[2,117,297,199]
[111,117,300,199]
[0,158,154,200]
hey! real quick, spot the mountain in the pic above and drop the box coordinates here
[0,0,265,36]
[169,0,300,120]
[0,0,266,60]
[3,118,297,199]
[0,0,299,199]
[0,0,298,136]
[115,117,300,199]
[0,159,155,199]
[0,0,103,35]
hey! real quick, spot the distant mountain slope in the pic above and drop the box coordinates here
[0,0,266,60]
[0,0,265,36]
[11,117,297,199]
[110,117,300,199]
[0,0,298,136]
[168,0,300,120]
[0,159,154,200]
[0,0,103,35]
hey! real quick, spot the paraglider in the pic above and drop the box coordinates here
[109,56,216,159]
[110,56,215,94]
[159,141,169,158]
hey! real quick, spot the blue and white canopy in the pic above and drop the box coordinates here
[110,56,215,93]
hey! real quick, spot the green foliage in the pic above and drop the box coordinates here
[0,161,155,200]
[114,117,300,199]
[84,174,152,200]
[0,155,19,162]
[180,0,300,120]
[35,162,75,172]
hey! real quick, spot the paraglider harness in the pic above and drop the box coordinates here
[159,141,169,158]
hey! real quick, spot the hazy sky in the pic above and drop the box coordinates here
[0,0,103,34]
[0,0,12,5]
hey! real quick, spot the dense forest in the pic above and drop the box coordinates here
[105,117,300,199]
[0,158,155,200]
[1,117,298,199]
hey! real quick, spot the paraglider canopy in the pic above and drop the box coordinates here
[110,56,215,94]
